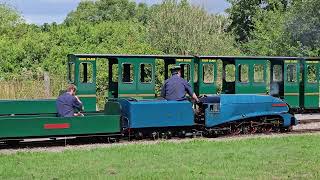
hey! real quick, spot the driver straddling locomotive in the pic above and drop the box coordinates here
[161,66,199,102]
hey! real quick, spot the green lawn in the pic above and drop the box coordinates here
[1,134,320,179]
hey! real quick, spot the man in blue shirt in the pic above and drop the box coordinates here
[56,84,83,117]
[161,66,199,102]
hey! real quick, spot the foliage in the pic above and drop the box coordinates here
[0,3,23,35]
[148,0,240,55]
[230,0,320,56]
[1,135,320,179]
[64,0,150,25]
[242,6,299,56]
[286,0,320,55]
[227,0,292,43]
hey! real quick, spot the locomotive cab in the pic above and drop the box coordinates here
[195,96,220,124]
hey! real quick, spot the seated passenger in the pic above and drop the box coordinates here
[160,66,199,102]
[56,84,83,117]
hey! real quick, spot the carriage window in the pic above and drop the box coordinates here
[203,64,214,84]
[140,63,152,83]
[122,63,134,83]
[287,64,297,82]
[307,64,317,83]
[239,64,249,83]
[68,63,75,83]
[80,62,93,83]
[194,63,198,83]
[273,65,282,82]
[225,64,235,82]
[180,64,191,82]
[112,64,118,82]
[254,64,264,82]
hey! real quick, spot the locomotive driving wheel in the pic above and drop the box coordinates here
[248,126,258,134]
[231,126,242,135]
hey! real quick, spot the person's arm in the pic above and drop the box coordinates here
[192,93,199,102]
[184,81,199,102]
[73,96,83,111]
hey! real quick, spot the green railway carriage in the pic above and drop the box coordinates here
[69,54,196,99]
[196,56,320,111]
[71,54,318,111]
[197,56,270,95]
[0,53,320,142]
[70,54,320,111]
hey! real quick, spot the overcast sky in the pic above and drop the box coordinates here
[1,0,230,24]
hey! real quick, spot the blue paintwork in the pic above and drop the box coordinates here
[118,99,194,128]
[203,94,297,128]
[117,94,296,130]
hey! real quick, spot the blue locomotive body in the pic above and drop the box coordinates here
[118,95,297,134]
[202,94,297,128]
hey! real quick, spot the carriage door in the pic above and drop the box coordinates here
[235,59,267,94]
[199,59,217,95]
[176,58,194,91]
[222,60,235,94]
[270,60,284,98]
[69,56,97,112]
[118,58,137,98]
[108,58,119,98]
[303,61,319,109]
[284,60,300,108]
[138,59,156,99]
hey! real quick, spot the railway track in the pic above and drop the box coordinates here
[0,116,319,152]
[1,127,320,153]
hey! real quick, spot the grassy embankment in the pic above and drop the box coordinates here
[0,134,319,179]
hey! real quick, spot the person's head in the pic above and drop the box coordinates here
[170,66,181,76]
[67,84,77,96]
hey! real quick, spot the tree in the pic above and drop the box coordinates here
[227,0,292,43]
[64,0,149,25]
[286,0,320,54]
[242,0,320,56]
[148,0,239,55]
[0,3,23,35]
[242,4,299,56]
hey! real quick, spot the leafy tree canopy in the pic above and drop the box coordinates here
[64,0,150,25]
[148,0,240,55]
[227,0,292,43]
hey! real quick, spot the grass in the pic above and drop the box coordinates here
[0,134,320,179]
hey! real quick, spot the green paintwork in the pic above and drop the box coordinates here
[0,99,56,115]
[284,60,301,108]
[235,59,267,94]
[222,60,236,94]
[68,55,97,111]
[198,59,218,95]
[303,61,319,109]
[175,58,195,91]
[117,58,156,99]
[108,58,119,99]
[0,114,120,139]
[104,101,121,115]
